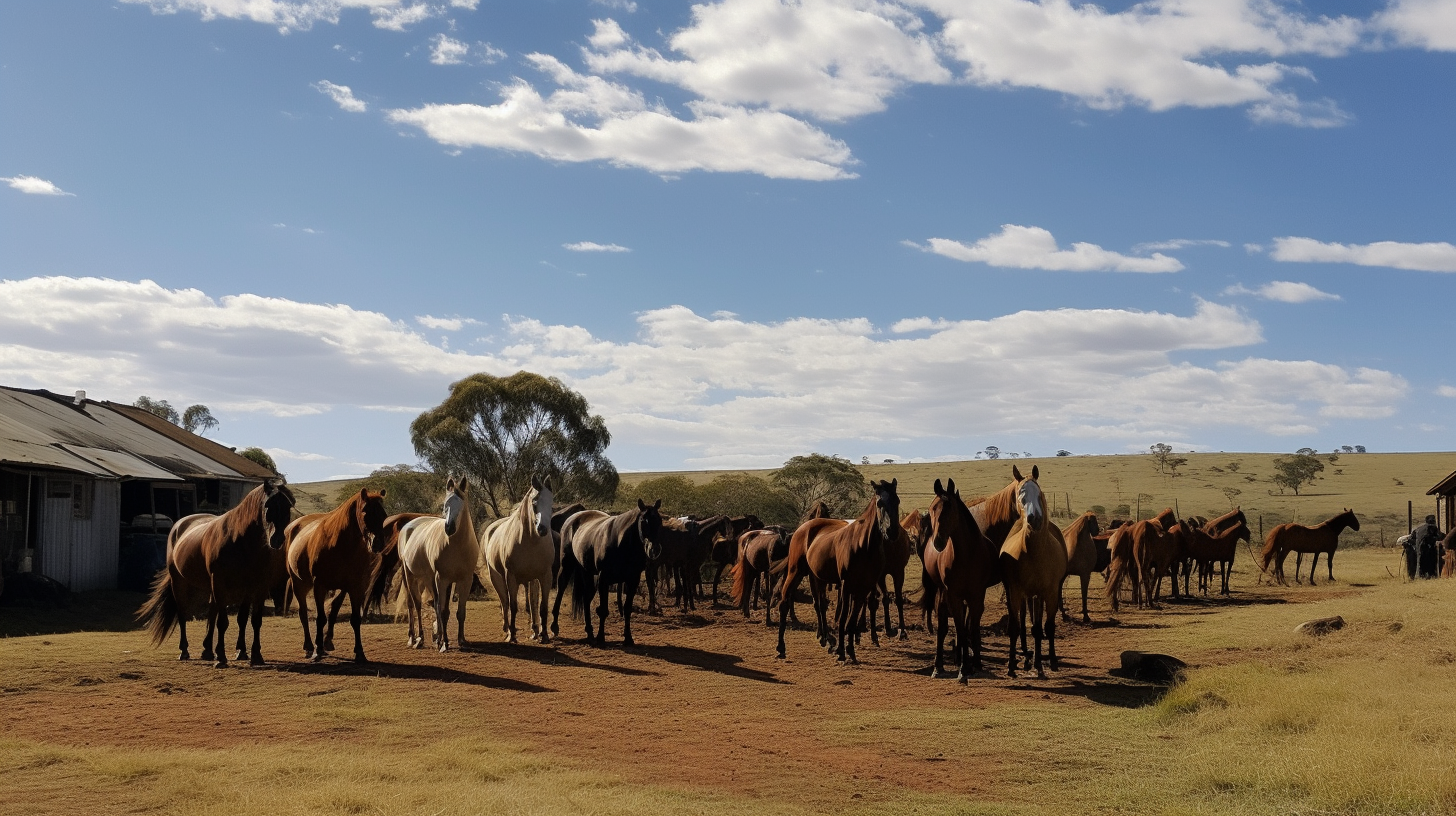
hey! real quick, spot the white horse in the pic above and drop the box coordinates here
[397,477,479,652]
[481,476,555,643]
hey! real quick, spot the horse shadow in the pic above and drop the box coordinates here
[638,643,786,684]
[1011,679,1166,709]
[273,658,554,693]
[457,640,665,677]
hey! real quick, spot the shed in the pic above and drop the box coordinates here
[1426,469,1456,531]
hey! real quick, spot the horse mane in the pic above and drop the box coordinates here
[967,481,1016,525]
[1064,511,1098,541]
[218,482,291,542]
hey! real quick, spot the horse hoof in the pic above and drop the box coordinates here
[957,674,968,685]
[214,659,228,669]
[200,651,214,662]
[234,649,247,661]
[178,651,190,661]
[898,632,909,641]
[310,653,325,663]
[250,656,265,667]
[1036,670,1047,680]
[354,653,367,664]
[1082,615,1092,625]
[623,637,636,648]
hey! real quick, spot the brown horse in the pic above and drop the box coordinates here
[1105,508,1178,609]
[803,500,832,521]
[649,516,703,613]
[1184,518,1250,595]
[1260,509,1359,585]
[708,514,764,603]
[1059,511,1102,623]
[775,480,899,663]
[137,481,296,667]
[920,479,1000,681]
[729,525,791,624]
[998,467,1064,679]
[286,488,389,662]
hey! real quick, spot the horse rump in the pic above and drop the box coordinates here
[135,568,179,646]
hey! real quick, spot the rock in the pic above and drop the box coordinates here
[1118,650,1187,684]
[1295,615,1344,636]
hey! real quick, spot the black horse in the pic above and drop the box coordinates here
[551,499,663,647]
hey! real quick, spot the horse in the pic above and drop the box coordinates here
[396,478,479,652]
[803,500,832,521]
[1184,518,1251,595]
[873,509,924,640]
[481,476,555,644]
[137,481,295,667]
[774,480,899,663]
[1104,508,1178,609]
[997,466,1064,678]
[650,515,727,612]
[368,512,433,615]
[729,525,791,624]
[551,499,664,647]
[919,479,1000,681]
[285,487,389,662]
[708,515,764,603]
[1059,511,1102,623]
[1259,509,1359,585]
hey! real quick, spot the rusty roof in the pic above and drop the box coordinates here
[105,402,277,480]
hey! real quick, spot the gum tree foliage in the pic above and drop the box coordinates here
[983,446,1001,460]
[771,453,870,520]
[410,371,618,519]
[337,465,446,515]
[134,396,218,436]
[1271,451,1325,495]
[237,447,278,473]
[622,473,798,526]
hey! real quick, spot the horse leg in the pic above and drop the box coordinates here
[432,576,451,652]
[866,584,881,647]
[1327,550,1335,582]
[775,564,804,660]
[200,601,217,663]
[1046,594,1060,673]
[211,601,229,668]
[1032,601,1047,679]
[534,580,550,644]
[1005,593,1021,678]
[324,590,346,652]
[594,579,610,647]
[249,596,265,665]
[234,602,249,662]
[293,580,315,659]
[622,575,640,647]
[551,554,573,638]
[487,565,509,640]
[880,575,894,639]
[833,589,849,662]
[1079,574,1091,624]
[932,597,949,679]
[968,595,985,675]
[894,571,909,640]
[349,588,367,663]
[311,585,329,661]
[844,594,863,665]
[454,576,469,649]
[645,564,661,615]
[504,571,520,644]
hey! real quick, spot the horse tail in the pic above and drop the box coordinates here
[1257,532,1278,573]
[135,568,178,647]
[569,556,592,622]
[366,549,397,615]
[729,548,754,610]
[1104,556,1125,602]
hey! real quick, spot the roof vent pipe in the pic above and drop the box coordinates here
[73,390,86,405]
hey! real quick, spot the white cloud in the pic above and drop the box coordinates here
[591,0,638,12]
[1223,281,1340,303]
[583,2,951,121]
[416,315,481,331]
[1,176,73,196]
[313,80,367,112]
[1270,236,1456,272]
[121,0,443,33]
[564,241,631,253]
[0,277,1407,470]
[430,34,471,65]
[1377,0,1456,50]
[912,224,1184,273]
[265,447,332,461]
[386,55,857,180]
[1438,385,1456,399]
[1133,238,1231,252]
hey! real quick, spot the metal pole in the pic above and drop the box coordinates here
[149,483,158,533]
[1409,500,1414,534]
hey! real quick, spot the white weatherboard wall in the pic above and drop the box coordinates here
[37,476,120,591]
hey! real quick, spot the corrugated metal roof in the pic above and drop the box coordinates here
[1428,468,1456,496]
[105,402,277,479]
[0,387,247,480]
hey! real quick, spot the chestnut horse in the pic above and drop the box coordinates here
[551,499,664,647]
[137,481,295,667]
[1104,508,1177,610]
[1059,511,1102,623]
[920,479,1000,681]
[1259,509,1359,585]
[1185,518,1250,595]
[286,487,389,662]
[774,480,899,663]
[397,478,479,652]
[729,525,791,624]
[998,468,1065,679]
[481,476,555,644]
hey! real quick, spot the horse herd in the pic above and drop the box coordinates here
[136,466,1361,683]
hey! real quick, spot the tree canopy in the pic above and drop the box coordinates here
[1271,451,1325,495]
[620,472,798,526]
[771,453,869,520]
[237,446,278,473]
[410,371,618,519]
[336,465,446,515]
[133,396,218,437]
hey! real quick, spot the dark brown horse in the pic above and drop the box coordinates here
[872,509,923,640]
[1185,518,1250,595]
[920,479,1000,681]
[649,516,704,613]
[1260,509,1359,585]
[775,480,899,663]
[729,525,790,624]
[285,488,389,662]
[137,481,295,667]
[551,499,664,647]
[708,514,764,603]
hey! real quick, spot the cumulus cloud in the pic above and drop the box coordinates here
[313,80,367,112]
[386,54,856,180]
[430,34,471,65]
[1223,281,1341,302]
[1438,385,1456,399]
[564,241,630,253]
[1,176,73,196]
[1376,0,1456,50]
[121,0,443,32]
[416,315,482,331]
[912,224,1184,273]
[1270,236,1456,272]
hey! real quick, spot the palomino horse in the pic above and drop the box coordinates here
[551,499,664,647]
[920,479,1000,681]
[1185,518,1250,595]
[286,488,389,662]
[729,525,791,624]
[1060,511,1102,623]
[481,476,555,644]
[397,478,479,652]
[1260,509,1359,585]
[774,480,899,663]
[137,481,295,667]
[998,469,1065,679]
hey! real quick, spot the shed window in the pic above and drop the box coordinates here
[72,480,92,520]
[47,479,72,499]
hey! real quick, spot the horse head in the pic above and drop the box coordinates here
[530,475,554,538]
[1341,508,1360,532]
[261,480,295,550]
[929,478,958,553]
[636,498,664,561]
[1013,465,1045,532]
[442,478,467,538]
[870,479,900,540]
[358,487,389,552]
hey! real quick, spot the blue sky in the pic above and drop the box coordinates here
[2,0,1454,481]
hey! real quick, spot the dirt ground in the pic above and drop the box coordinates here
[0,549,1374,815]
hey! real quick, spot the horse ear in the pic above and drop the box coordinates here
[531,474,541,490]
[359,488,369,501]
[653,499,662,510]
[637,498,646,510]
[446,476,456,491]
[543,478,552,493]
[947,477,956,494]
[890,477,897,489]
[933,479,943,497]
[1031,465,1039,481]
[1012,465,1024,481]
[378,488,387,498]
[457,477,467,493]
